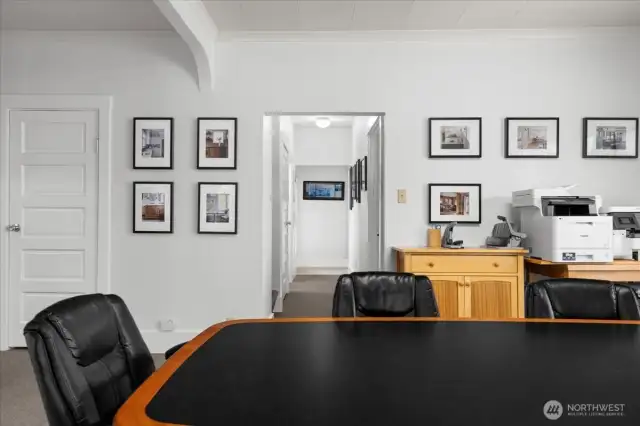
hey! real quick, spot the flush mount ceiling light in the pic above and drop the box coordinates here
[315,117,331,128]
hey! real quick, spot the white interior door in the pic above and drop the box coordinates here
[8,110,99,347]
[367,118,382,270]
[280,145,291,298]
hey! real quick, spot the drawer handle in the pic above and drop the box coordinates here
[493,262,499,268]
[428,262,434,267]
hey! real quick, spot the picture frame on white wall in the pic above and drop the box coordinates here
[133,182,174,233]
[133,118,173,169]
[582,117,638,158]
[429,117,482,158]
[429,183,481,224]
[197,118,238,169]
[198,182,238,234]
[505,117,559,158]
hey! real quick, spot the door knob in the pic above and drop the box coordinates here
[6,224,20,232]
[285,221,292,226]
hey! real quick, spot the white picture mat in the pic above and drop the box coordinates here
[198,119,236,168]
[134,119,172,168]
[430,185,480,223]
[134,183,172,232]
[430,119,481,156]
[507,119,558,156]
[199,184,237,232]
[585,119,637,157]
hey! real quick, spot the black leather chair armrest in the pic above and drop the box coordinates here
[165,342,186,359]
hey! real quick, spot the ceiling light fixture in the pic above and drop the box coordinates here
[316,117,331,128]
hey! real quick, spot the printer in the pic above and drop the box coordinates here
[512,186,612,263]
[600,207,640,260]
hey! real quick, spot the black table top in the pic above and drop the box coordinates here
[145,320,640,426]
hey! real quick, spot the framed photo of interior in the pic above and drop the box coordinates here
[198,182,238,234]
[133,118,173,169]
[197,118,237,169]
[349,167,354,210]
[429,183,481,224]
[583,118,638,158]
[303,181,345,201]
[505,117,559,158]
[133,182,173,233]
[361,156,368,191]
[356,159,362,203]
[429,117,482,158]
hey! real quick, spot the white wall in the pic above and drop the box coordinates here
[294,126,352,166]
[296,166,349,269]
[2,28,640,350]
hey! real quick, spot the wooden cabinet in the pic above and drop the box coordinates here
[394,248,527,319]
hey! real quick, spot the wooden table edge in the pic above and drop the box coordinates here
[114,317,640,426]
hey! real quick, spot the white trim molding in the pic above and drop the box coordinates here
[0,94,113,350]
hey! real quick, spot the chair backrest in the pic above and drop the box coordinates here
[526,279,640,320]
[24,294,155,426]
[332,272,440,317]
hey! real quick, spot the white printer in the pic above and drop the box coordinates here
[600,207,640,260]
[512,186,612,263]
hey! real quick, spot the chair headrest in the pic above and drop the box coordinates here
[351,272,416,316]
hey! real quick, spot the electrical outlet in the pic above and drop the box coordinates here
[397,189,407,204]
[158,319,175,332]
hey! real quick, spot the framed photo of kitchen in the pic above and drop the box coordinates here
[429,183,481,224]
[133,182,173,233]
[198,182,238,234]
[429,117,482,158]
[197,118,237,169]
[133,118,173,169]
[583,118,638,158]
[505,117,559,158]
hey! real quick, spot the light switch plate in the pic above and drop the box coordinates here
[397,189,407,203]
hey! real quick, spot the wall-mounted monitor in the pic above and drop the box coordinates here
[303,181,345,201]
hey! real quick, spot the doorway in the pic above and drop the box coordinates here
[0,95,112,349]
[265,113,385,317]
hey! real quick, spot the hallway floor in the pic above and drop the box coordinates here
[275,275,337,318]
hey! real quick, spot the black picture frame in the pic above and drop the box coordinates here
[355,159,362,203]
[582,117,639,159]
[362,156,368,191]
[349,167,354,210]
[302,181,345,201]
[428,117,482,158]
[428,183,482,225]
[504,117,560,158]
[198,182,238,234]
[133,117,174,169]
[197,117,238,169]
[133,181,174,233]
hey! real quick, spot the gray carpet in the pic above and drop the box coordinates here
[0,275,335,425]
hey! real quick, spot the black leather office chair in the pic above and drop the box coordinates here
[332,272,440,317]
[526,279,640,320]
[24,294,155,426]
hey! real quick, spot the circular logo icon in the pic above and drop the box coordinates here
[543,400,563,420]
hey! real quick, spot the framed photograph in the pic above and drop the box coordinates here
[197,118,237,169]
[133,182,173,233]
[303,181,345,201]
[505,117,559,158]
[429,117,482,158]
[361,156,368,191]
[198,182,238,234]
[349,167,354,210]
[429,183,481,224]
[133,118,173,169]
[355,159,362,203]
[583,118,638,158]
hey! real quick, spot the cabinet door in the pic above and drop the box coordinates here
[465,276,518,319]
[429,276,465,319]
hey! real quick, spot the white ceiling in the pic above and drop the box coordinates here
[1,1,639,32]
[204,1,640,32]
[289,115,354,128]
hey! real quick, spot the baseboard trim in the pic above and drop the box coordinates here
[297,267,349,276]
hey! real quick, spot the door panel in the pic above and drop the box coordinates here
[467,276,518,319]
[367,118,381,270]
[429,276,464,319]
[9,110,99,347]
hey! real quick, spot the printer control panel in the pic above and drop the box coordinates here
[611,213,640,235]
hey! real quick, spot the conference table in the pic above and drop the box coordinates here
[115,318,640,426]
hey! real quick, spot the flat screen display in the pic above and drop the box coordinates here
[303,181,345,201]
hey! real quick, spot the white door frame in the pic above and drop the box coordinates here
[0,95,113,350]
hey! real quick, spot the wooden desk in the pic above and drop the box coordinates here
[525,257,640,283]
[394,247,528,319]
[115,318,640,426]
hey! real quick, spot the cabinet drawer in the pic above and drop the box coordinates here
[411,255,517,274]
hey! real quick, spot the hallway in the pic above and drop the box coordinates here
[276,275,337,318]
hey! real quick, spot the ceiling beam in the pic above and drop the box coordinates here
[153,0,217,92]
